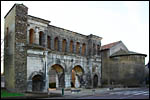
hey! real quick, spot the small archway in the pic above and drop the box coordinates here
[82,43,86,56]
[47,35,51,49]
[71,65,84,88]
[62,39,67,52]
[49,64,65,89]
[32,75,44,92]
[70,40,73,53]
[93,74,98,88]
[93,43,96,55]
[39,31,44,46]
[29,29,34,44]
[97,45,100,55]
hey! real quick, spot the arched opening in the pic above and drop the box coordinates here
[93,74,98,88]
[97,45,100,55]
[93,43,96,55]
[82,43,86,56]
[49,64,64,89]
[32,75,44,92]
[62,39,67,52]
[71,65,84,88]
[70,40,73,53]
[29,29,34,44]
[54,37,59,51]
[76,42,80,54]
[39,31,44,46]
[47,36,51,49]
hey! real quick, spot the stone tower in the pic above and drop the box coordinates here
[4,4,28,92]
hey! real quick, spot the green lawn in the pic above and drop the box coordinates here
[1,89,24,97]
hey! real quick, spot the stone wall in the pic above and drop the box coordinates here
[25,13,102,91]
[4,4,17,91]
[14,4,28,92]
[4,3,102,92]
[101,49,146,87]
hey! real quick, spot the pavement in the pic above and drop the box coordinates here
[43,88,138,99]
[1,87,146,99]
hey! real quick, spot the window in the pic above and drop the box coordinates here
[62,39,67,52]
[82,43,86,56]
[97,45,100,55]
[70,40,73,53]
[93,43,96,55]
[39,31,43,46]
[54,37,59,51]
[29,29,34,44]
[47,36,51,49]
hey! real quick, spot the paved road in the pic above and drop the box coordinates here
[77,88,149,99]
[39,88,149,99]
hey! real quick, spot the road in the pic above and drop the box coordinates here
[77,88,149,99]
[39,88,149,99]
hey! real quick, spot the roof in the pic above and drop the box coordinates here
[110,50,147,57]
[28,15,50,24]
[100,41,121,51]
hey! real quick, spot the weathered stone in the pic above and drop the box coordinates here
[100,41,147,87]
[4,3,102,92]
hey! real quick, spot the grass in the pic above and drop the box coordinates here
[1,89,24,98]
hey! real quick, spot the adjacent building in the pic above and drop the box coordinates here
[100,41,147,87]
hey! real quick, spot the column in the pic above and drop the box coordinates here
[66,40,70,53]
[95,44,97,56]
[43,51,49,92]
[51,36,54,50]
[79,44,82,55]
[86,44,88,56]
[65,74,71,89]
[73,41,76,54]
[43,30,48,47]
[75,75,80,88]
[59,39,62,52]
[56,74,59,88]
[27,29,29,44]
[35,27,39,45]
[27,80,32,92]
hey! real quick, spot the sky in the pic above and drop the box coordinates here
[1,1,149,73]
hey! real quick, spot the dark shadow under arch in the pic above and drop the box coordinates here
[93,74,98,88]
[32,74,44,92]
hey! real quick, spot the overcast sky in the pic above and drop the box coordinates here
[1,1,149,73]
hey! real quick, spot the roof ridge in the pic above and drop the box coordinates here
[101,40,121,50]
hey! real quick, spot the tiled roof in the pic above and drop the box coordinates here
[110,50,147,57]
[100,41,121,51]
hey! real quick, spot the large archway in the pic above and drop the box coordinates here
[71,65,84,88]
[93,74,98,88]
[49,64,65,89]
[32,75,44,92]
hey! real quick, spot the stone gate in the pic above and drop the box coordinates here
[4,3,102,92]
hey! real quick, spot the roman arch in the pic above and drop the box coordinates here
[49,64,65,89]
[3,3,102,92]
[71,65,84,88]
